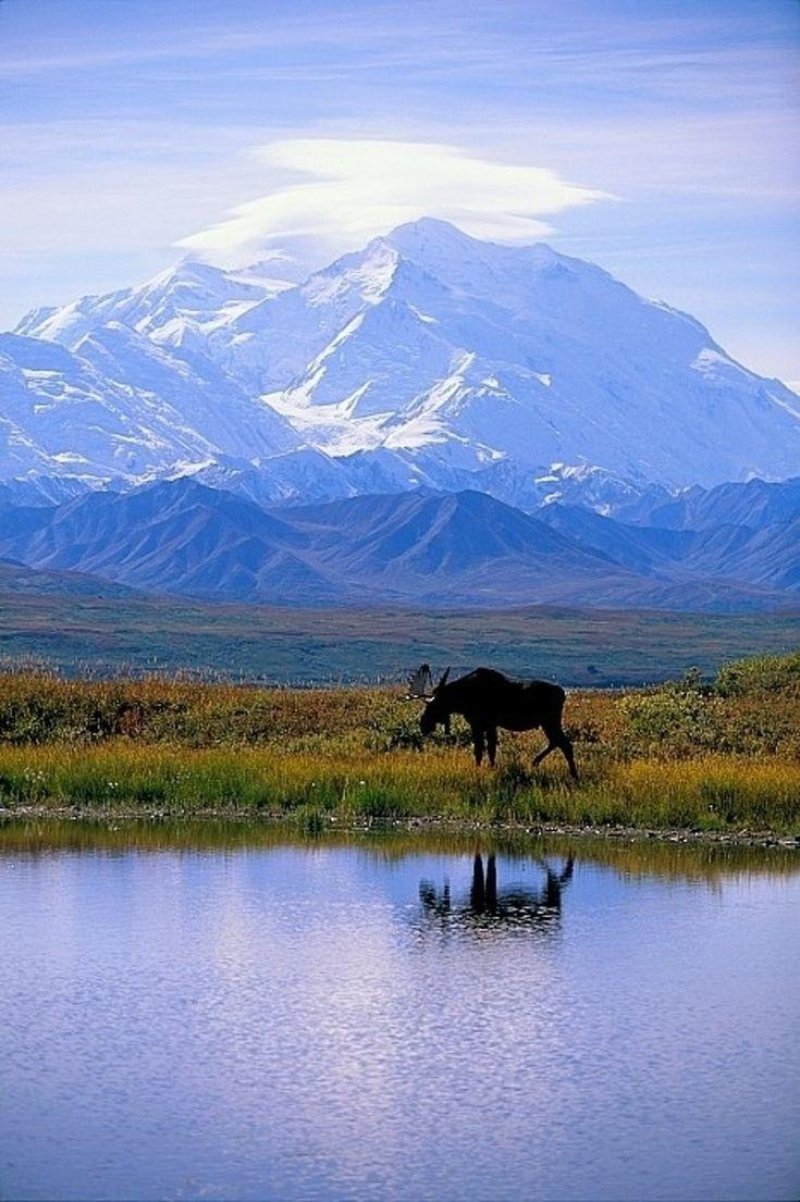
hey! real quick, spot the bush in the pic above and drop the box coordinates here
[619,687,721,757]
[715,651,800,697]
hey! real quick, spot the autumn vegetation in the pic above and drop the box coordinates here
[0,651,798,836]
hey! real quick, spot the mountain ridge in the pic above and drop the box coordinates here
[6,218,799,496]
[1,476,796,612]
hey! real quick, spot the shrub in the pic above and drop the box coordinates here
[619,688,722,757]
[715,651,800,697]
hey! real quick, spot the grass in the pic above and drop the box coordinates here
[0,651,798,836]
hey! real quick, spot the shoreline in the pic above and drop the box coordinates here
[3,805,799,849]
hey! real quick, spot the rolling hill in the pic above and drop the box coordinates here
[0,477,796,612]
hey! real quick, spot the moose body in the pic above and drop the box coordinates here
[418,667,578,779]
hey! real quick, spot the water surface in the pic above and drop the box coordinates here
[1,823,798,1201]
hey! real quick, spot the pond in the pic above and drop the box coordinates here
[1,822,798,1202]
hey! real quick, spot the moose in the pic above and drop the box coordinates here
[408,664,578,780]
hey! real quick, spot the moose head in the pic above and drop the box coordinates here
[406,664,451,736]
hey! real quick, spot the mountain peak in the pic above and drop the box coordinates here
[383,216,478,250]
[148,257,230,287]
[5,219,800,493]
[140,257,269,309]
[382,216,561,270]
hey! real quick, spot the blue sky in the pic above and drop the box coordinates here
[2,0,798,382]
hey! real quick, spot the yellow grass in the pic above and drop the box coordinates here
[0,653,798,833]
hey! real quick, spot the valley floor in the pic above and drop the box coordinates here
[1,593,798,686]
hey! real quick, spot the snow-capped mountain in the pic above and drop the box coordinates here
[0,322,299,483]
[14,258,290,356]
[249,219,800,485]
[7,218,800,494]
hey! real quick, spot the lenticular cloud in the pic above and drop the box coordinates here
[176,138,611,268]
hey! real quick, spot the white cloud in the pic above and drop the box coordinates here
[176,139,611,268]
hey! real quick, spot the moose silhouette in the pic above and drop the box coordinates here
[409,665,578,779]
[418,852,575,932]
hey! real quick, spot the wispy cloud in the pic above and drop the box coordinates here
[177,138,612,267]
[2,0,796,378]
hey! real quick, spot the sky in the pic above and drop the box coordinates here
[1,0,798,383]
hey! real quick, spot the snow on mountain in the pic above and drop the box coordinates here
[256,220,800,486]
[194,217,799,487]
[15,258,285,353]
[0,332,185,479]
[191,447,359,508]
[71,322,298,462]
[5,218,800,493]
[0,328,299,483]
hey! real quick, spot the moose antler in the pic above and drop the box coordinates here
[405,662,434,700]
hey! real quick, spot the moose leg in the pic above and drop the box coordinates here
[560,731,579,781]
[486,727,498,767]
[535,723,579,781]
[533,738,556,767]
[471,725,485,766]
[485,855,498,911]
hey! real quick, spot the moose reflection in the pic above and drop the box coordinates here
[418,853,574,933]
[410,665,578,779]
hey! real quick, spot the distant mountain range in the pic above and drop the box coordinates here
[1,474,797,612]
[2,219,799,617]
[2,218,799,505]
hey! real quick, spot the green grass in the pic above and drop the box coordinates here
[0,742,797,835]
[0,651,798,835]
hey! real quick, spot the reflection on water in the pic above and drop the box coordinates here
[417,852,574,937]
[1,816,798,880]
[1,821,798,1202]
